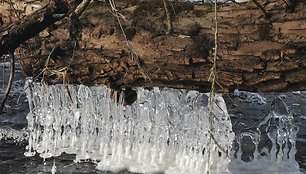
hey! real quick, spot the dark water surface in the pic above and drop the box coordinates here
[0,140,139,174]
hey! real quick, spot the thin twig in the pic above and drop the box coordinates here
[251,0,270,18]
[282,0,290,6]
[162,0,174,35]
[208,0,219,106]
[207,0,219,171]
[1,56,5,90]
[240,93,277,132]
[0,51,15,114]
[109,0,151,82]
[208,130,228,155]
[170,1,177,17]
[74,0,92,17]
[215,82,254,124]
[21,46,56,94]
[8,0,21,19]
[282,0,295,11]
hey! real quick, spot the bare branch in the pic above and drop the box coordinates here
[251,0,270,18]
[0,0,84,58]
[162,0,174,35]
[74,0,92,17]
[0,51,15,114]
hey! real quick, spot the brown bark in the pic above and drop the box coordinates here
[3,0,306,93]
[0,0,83,56]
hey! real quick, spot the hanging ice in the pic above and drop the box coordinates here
[24,80,234,174]
[229,96,301,174]
[23,79,301,174]
[233,89,267,105]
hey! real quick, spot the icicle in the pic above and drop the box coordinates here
[51,159,57,174]
[24,81,301,174]
[25,82,234,174]
[229,96,301,174]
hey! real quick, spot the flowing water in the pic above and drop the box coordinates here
[0,63,306,174]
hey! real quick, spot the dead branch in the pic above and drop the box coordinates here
[0,0,84,58]
[0,51,15,114]
[162,0,174,34]
[251,0,270,18]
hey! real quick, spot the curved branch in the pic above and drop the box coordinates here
[0,52,15,114]
[0,0,83,58]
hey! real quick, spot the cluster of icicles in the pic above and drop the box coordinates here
[23,80,301,174]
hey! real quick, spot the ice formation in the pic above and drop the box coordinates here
[229,97,301,174]
[24,80,234,174]
[233,89,267,105]
[23,79,301,174]
[0,126,28,141]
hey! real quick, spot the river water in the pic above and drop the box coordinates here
[0,62,306,174]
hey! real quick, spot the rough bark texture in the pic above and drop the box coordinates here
[0,0,82,56]
[3,0,306,92]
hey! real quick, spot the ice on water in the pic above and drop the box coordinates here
[0,126,28,142]
[23,80,300,173]
[229,97,300,174]
[24,80,234,174]
[233,89,267,105]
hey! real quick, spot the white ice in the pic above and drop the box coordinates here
[23,80,301,174]
[24,80,234,174]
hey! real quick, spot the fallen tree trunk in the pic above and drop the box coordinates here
[0,0,83,56]
[3,0,306,92]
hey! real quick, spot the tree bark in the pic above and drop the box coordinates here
[2,0,306,92]
[0,0,83,56]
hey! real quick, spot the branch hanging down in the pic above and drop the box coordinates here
[251,0,270,18]
[162,0,174,34]
[0,52,15,114]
